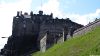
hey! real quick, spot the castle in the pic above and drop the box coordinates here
[0,11,83,56]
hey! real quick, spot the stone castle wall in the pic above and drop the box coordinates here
[73,19,100,37]
[40,33,47,52]
[0,11,83,55]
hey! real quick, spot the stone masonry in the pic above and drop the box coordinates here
[73,19,100,37]
[0,11,83,56]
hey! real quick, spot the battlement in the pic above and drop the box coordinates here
[16,11,53,19]
[1,11,84,56]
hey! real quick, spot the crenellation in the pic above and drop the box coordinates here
[30,11,33,17]
[1,11,83,56]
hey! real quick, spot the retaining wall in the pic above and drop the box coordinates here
[73,19,100,37]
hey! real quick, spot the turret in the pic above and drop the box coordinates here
[50,13,53,18]
[17,11,23,16]
[39,10,43,15]
[30,11,33,16]
[24,12,31,18]
[17,11,20,16]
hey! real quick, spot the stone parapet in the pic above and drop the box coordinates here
[73,19,100,37]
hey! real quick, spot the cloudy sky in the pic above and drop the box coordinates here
[0,0,100,49]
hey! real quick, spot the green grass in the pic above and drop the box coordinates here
[32,26,100,56]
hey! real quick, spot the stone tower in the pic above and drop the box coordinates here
[0,11,83,56]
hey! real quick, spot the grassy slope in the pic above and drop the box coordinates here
[32,26,100,56]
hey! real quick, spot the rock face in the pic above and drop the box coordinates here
[0,11,83,56]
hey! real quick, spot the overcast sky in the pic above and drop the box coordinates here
[0,0,100,49]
